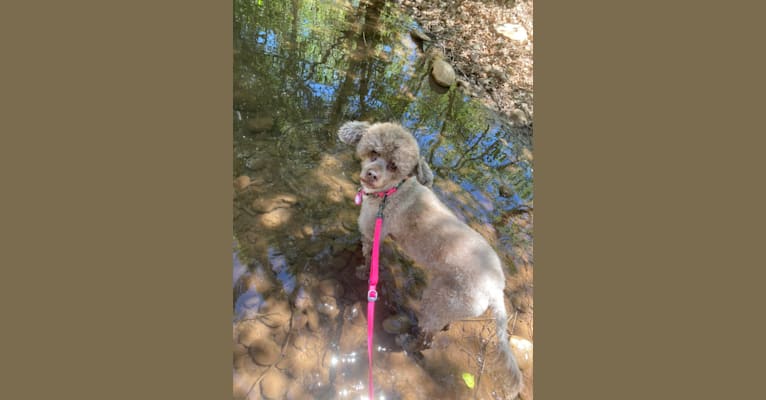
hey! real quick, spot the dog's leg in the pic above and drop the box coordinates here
[354,236,373,280]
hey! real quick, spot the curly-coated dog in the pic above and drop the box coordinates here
[338,121,522,398]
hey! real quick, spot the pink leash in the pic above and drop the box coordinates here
[355,181,404,400]
[367,216,382,400]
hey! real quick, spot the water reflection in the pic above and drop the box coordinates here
[233,0,533,398]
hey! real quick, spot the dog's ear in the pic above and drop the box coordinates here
[337,121,371,145]
[415,156,434,187]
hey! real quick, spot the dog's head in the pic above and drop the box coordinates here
[338,121,433,192]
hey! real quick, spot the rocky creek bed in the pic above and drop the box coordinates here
[233,0,533,398]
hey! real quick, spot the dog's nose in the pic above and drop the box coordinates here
[365,169,378,182]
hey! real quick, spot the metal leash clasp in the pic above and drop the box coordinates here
[367,288,378,302]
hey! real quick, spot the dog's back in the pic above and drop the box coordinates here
[385,179,523,398]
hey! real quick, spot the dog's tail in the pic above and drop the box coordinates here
[490,292,524,399]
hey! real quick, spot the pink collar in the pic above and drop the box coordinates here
[355,178,408,205]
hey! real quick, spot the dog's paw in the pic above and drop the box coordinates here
[396,331,433,353]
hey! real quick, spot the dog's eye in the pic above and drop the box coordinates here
[370,151,378,161]
[387,162,397,171]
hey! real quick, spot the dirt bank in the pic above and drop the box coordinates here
[400,0,533,126]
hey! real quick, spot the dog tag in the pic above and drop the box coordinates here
[354,190,363,205]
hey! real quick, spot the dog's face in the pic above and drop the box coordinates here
[338,121,433,191]
[354,123,420,192]
[358,149,408,191]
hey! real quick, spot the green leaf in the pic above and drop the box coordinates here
[461,372,475,389]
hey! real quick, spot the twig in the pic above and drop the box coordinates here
[472,321,493,400]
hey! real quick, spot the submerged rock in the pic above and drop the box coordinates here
[246,116,275,133]
[431,59,456,87]
[382,314,412,334]
[509,335,533,371]
[234,175,251,191]
[260,369,289,399]
[248,338,281,366]
[410,29,431,43]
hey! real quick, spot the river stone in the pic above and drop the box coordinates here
[317,295,339,320]
[410,29,431,42]
[248,338,281,366]
[260,208,293,228]
[260,369,289,400]
[510,109,528,125]
[431,59,456,87]
[495,23,528,42]
[509,335,533,371]
[382,314,412,334]
[318,279,344,298]
[234,175,251,191]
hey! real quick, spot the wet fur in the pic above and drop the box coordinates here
[338,121,522,398]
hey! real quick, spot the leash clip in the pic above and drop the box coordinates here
[367,288,378,302]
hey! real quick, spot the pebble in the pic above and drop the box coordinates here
[410,29,431,42]
[431,59,456,87]
[260,208,293,228]
[495,23,528,42]
[382,314,412,334]
[509,335,533,371]
[234,175,251,190]
[302,225,314,237]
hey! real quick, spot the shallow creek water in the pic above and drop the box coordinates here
[233,1,533,399]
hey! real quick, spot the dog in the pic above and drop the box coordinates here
[338,121,523,398]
